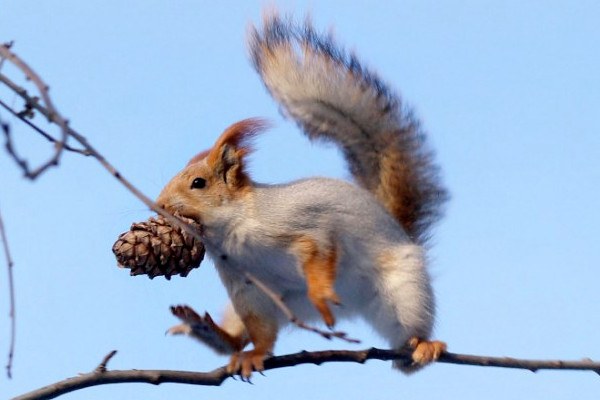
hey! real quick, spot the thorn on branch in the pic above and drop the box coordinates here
[95,350,118,373]
[16,97,38,119]
[0,42,13,69]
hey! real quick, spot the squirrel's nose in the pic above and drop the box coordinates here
[155,195,168,210]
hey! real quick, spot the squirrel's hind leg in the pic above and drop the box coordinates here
[368,245,446,372]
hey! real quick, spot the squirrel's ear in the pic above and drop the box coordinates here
[215,143,247,188]
[206,118,269,188]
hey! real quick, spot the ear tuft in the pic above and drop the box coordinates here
[206,118,270,187]
[207,118,269,166]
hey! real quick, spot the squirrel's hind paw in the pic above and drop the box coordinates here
[394,337,447,374]
[410,338,447,365]
[227,349,271,380]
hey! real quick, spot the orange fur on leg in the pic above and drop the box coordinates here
[292,236,340,328]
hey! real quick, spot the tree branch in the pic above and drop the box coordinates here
[0,196,16,379]
[11,348,600,400]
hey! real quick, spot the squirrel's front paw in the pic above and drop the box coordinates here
[167,305,212,335]
[167,305,243,354]
[169,305,203,327]
[227,349,270,380]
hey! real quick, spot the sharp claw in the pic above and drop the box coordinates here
[165,323,190,336]
[330,293,342,306]
[226,350,268,381]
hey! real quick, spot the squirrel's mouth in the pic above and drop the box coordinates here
[171,210,203,232]
[169,212,205,242]
[155,201,205,233]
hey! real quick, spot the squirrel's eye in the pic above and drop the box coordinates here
[190,177,206,189]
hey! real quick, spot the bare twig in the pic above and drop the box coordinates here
[241,270,359,343]
[1,115,29,174]
[11,348,600,400]
[0,44,68,179]
[0,97,91,155]
[0,41,12,69]
[0,47,345,346]
[0,197,16,379]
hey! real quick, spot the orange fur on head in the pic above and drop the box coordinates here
[186,149,211,166]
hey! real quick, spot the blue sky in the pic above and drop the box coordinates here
[1,1,599,399]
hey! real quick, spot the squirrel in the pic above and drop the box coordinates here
[157,13,448,379]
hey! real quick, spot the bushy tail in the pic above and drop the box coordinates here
[249,13,448,243]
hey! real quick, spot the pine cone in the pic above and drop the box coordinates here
[112,215,205,280]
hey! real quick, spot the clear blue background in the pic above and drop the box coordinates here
[1,1,599,399]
